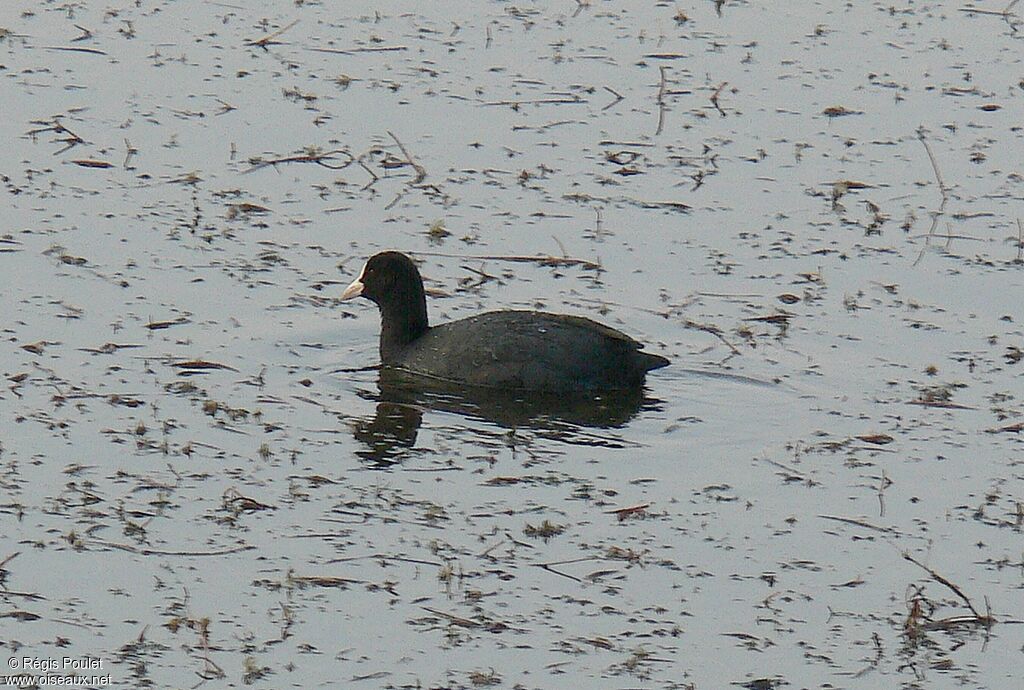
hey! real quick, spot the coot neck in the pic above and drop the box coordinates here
[378,292,428,363]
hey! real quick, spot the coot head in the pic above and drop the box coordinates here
[341,251,428,356]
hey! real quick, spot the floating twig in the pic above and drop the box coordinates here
[913,127,951,266]
[511,119,585,132]
[986,421,1024,434]
[383,131,429,209]
[421,607,482,628]
[602,86,624,111]
[245,19,299,48]
[959,3,1013,14]
[907,398,974,410]
[819,514,899,534]
[387,131,426,184]
[563,192,689,213]
[908,232,982,241]
[70,159,113,169]
[482,96,585,107]
[534,556,599,584]
[356,155,380,189]
[459,265,501,290]
[682,318,741,355]
[309,45,407,54]
[244,147,355,173]
[878,471,890,518]
[607,503,650,521]
[822,105,861,119]
[655,66,669,135]
[40,45,107,55]
[1016,218,1023,263]
[87,540,254,557]
[710,81,728,117]
[325,553,443,567]
[26,118,85,155]
[918,128,949,199]
[170,359,239,372]
[145,317,190,330]
[71,24,93,42]
[123,138,137,169]
[410,250,601,270]
[903,552,990,622]
[760,456,814,484]
[959,0,1021,33]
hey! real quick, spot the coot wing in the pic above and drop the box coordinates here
[392,310,667,391]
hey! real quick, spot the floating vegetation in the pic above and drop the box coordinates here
[2,1,1023,688]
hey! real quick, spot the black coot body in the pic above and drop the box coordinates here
[341,251,669,392]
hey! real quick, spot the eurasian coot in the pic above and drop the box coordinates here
[341,251,669,391]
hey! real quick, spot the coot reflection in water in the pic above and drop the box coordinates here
[351,369,663,465]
